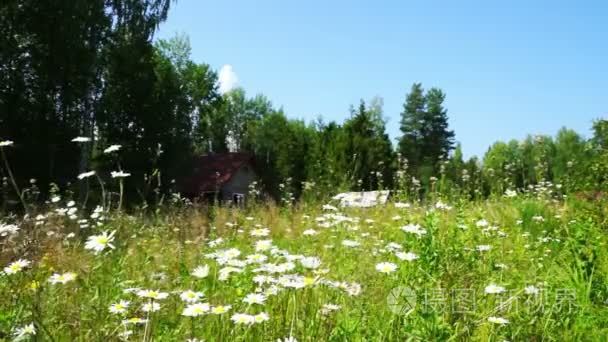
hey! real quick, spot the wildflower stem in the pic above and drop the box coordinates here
[142,300,151,342]
[190,317,195,339]
[95,174,106,209]
[82,178,90,209]
[31,285,56,342]
[118,178,124,211]
[0,147,27,212]
[289,291,297,337]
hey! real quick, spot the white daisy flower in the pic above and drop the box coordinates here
[104,144,121,153]
[250,228,270,237]
[122,317,148,325]
[243,293,266,305]
[484,284,506,294]
[476,245,492,252]
[488,316,509,325]
[141,302,161,312]
[182,303,210,317]
[532,215,545,222]
[210,305,232,315]
[0,223,19,237]
[277,275,307,289]
[71,137,91,142]
[255,240,273,252]
[322,204,337,211]
[320,303,341,315]
[246,254,268,264]
[277,336,298,342]
[230,313,255,325]
[13,323,36,340]
[109,300,130,314]
[253,312,269,323]
[192,265,210,278]
[84,231,115,254]
[78,171,96,179]
[48,272,77,284]
[302,229,317,236]
[118,330,134,339]
[180,290,204,303]
[395,252,418,261]
[476,219,489,227]
[299,256,322,269]
[4,259,31,275]
[524,285,540,295]
[401,223,427,237]
[136,289,169,300]
[341,240,360,247]
[111,171,131,178]
[182,303,211,317]
[218,266,243,281]
[375,262,397,274]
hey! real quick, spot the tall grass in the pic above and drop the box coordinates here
[2,193,608,341]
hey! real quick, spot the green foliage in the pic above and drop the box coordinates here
[477,120,608,197]
[584,119,608,191]
[1,1,607,208]
[338,100,394,191]
[399,83,455,187]
[155,34,221,155]
[0,0,173,199]
[0,0,111,190]
[247,110,314,199]
[399,83,427,172]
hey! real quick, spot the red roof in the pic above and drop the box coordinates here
[182,153,254,194]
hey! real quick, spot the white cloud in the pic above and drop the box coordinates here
[218,64,239,94]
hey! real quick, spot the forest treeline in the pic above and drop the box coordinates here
[1,0,607,206]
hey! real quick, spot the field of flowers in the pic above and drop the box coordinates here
[2,195,608,341]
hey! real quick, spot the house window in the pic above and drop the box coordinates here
[232,193,245,206]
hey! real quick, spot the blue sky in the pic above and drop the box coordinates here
[157,0,607,158]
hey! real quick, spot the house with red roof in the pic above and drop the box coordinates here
[181,152,257,205]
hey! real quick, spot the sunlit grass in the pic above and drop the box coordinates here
[2,196,608,341]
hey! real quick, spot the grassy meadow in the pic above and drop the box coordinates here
[2,193,608,341]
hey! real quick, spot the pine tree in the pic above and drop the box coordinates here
[340,100,394,190]
[424,88,455,164]
[398,83,426,172]
[398,83,455,180]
